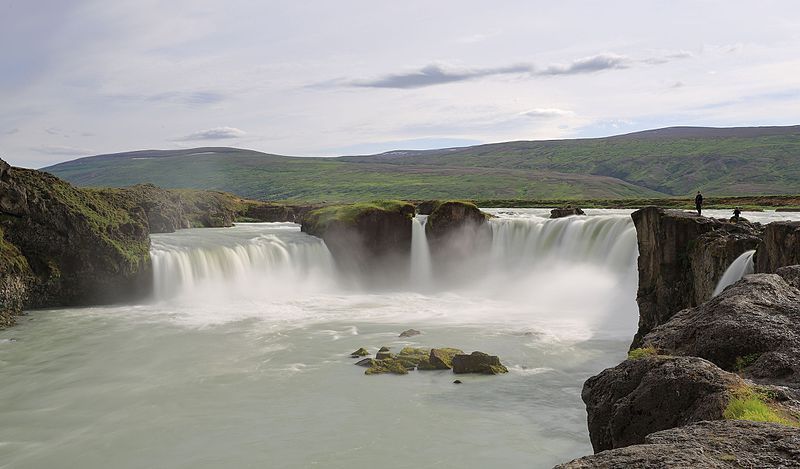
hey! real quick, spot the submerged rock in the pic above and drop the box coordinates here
[556,420,800,468]
[364,359,409,375]
[550,207,585,218]
[642,272,800,388]
[350,347,369,357]
[399,328,421,338]
[452,352,509,375]
[395,347,431,369]
[582,355,742,452]
[354,358,376,367]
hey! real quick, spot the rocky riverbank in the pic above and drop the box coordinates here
[0,159,306,327]
[559,207,800,468]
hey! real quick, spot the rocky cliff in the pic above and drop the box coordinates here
[301,200,415,279]
[557,420,800,468]
[755,221,800,273]
[0,158,152,316]
[631,207,762,347]
[425,201,492,275]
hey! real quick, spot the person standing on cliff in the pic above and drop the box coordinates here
[695,191,703,216]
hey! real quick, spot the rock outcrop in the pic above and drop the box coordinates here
[631,207,762,347]
[642,272,800,388]
[301,201,415,279]
[452,351,509,375]
[582,356,742,452]
[755,221,800,273]
[0,159,152,312]
[550,207,585,218]
[425,201,492,274]
[556,420,800,468]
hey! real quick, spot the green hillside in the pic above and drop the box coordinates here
[43,126,800,202]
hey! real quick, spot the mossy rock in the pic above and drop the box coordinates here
[427,348,464,370]
[364,358,410,375]
[395,347,431,368]
[350,347,369,357]
[452,351,509,375]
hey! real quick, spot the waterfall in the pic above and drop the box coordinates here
[410,215,432,286]
[713,250,756,296]
[488,215,638,275]
[150,223,335,301]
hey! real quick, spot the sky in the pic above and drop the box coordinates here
[2,0,800,168]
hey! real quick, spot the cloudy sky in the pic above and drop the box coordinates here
[2,0,799,168]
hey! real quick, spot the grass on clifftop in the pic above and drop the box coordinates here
[724,386,800,426]
[304,200,413,232]
[627,346,658,360]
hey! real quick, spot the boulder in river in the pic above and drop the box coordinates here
[375,346,393,360]
[452,351,508,375]
[550,207,585,218]
[421,348,464,370]
[364,359,409,375]
[399,329,421,338]
[350,347,369,357]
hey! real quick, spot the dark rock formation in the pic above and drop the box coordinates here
[301,201,415,279]
[550,207,585,218]
[582,356,742,452]
[425,201,492,274]
[350,347,369,357]
[399,328,420,338]
[642,272,800,388]
[0,159,152,312]
[415,200,439,215]
[424,348,464,370]
[631,207,762,347]
[556,420,800,468]
[452,351,509,375]
[755,221,800,273]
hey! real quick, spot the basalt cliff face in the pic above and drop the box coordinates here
[755,221,800,273]
[0,159,152,318]
[301,201,416,279]
[425,201,492,275]
[561,208,800,468]
[631,207,762,347]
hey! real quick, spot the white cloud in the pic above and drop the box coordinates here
[177,127,246,141]
[522,108,575,118]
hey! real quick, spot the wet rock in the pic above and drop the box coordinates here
[300,201,415,279]
[550,207,585,218]
[394,347,431,369]
[354,358,376,367]
[376,346,393,360]
[425,201,492,277]
[755,221,800,273]
[453,380,462,384]
[422,348,464,370]
[350,347,369,357]
[452,351,509,375]
[364,358,409,375]
[631,207,762,347]
[642,273,800,388]
[399,328,421,338]
[582,355,742,452]
[556,420,800,468]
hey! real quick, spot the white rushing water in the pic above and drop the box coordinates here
[0,209,670,468]
[713,249,756,296]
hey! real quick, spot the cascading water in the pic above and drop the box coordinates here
[409,215,432,286]
[150,223,336,302]
[713,250,756,296]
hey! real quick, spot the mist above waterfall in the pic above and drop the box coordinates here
[148,211,640,339]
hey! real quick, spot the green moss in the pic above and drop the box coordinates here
[364,358,410,375]
[304,200,414,233]
[734,353,762,372]
[628,346,658,360]
[724,386,799,426]
[0,227,30,274]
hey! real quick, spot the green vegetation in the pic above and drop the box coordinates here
[724,386,799,426]
[43,127,800,203]
[0,227,30,274]
[734,353,762,372]
[303,200,413,233]
[628,346,658,360]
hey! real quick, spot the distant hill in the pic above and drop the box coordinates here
[43,125,800,202]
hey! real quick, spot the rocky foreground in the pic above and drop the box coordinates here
[558,207,800,468]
